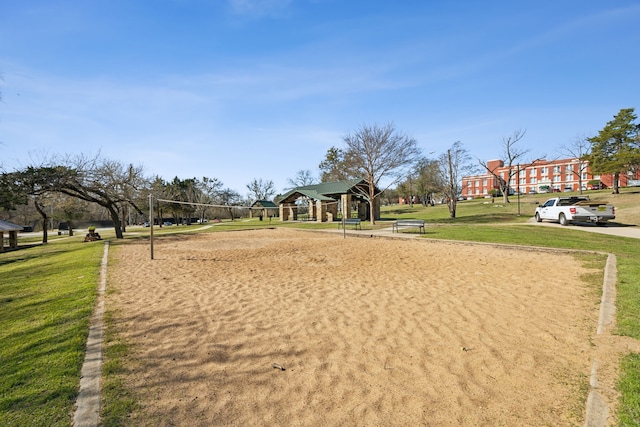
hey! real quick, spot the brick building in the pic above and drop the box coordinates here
[462,158,640,198]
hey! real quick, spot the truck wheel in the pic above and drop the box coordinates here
[559,213,569,226]
[535,213,542,223]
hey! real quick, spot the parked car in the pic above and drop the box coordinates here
[163,221,173,226]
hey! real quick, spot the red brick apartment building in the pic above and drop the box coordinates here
[462,158,640,199]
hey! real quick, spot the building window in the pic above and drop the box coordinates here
[530,177,537,184]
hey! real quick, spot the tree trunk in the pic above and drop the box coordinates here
[120,206,127,233]
[106,203,124,238]
[613,172,620,194]
[369,199,375,225]
[34,201,48,244]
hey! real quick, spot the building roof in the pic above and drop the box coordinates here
[278,178,369,204]
[251,200,278,208]
[0,220,23,232]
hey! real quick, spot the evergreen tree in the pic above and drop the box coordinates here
[587,108,640,193]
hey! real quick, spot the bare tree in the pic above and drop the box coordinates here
[217,188,242,220]
[246,178,275,202]
[54,195,88,237]
[8,166,73,243]
[560,135,591,194]
[193,177,223,222]
[343,123,421,224]
[479,130,532,203]
[54,155,145,238]
[287,170,317,190]
[439,141,474,218]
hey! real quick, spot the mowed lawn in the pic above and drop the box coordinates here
[0,240,104,426]
[1,188,639,425]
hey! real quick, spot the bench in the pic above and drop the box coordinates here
[392,219,425,234]
[338,218,362,230]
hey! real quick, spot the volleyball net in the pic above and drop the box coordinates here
[152,197,343,221]
[147,196,347,259]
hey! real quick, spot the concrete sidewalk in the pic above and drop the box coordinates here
[527,218,640,239]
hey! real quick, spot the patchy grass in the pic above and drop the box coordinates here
[618,353,640,426]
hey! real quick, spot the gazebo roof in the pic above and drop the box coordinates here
[278,178,369,203]
[0,220,23,232]
[251,200,278,208]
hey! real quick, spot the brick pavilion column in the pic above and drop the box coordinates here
[279,203,288,221]
[327,200,338,221]
[341,194,352,219]
[316,200,326,222]
[308,199,316,220]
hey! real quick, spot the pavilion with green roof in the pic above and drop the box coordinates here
[0,220,22,252]
[276,178,380,222]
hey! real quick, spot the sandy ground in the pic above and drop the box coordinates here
[106,228,605,426]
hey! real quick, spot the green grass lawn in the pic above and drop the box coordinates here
[1,188,639,425]
[0,239,104,427]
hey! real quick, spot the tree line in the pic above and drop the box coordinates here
[0,154,278,242]
[2,109,638,238]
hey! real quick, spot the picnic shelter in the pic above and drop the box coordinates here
[0,220,22,252]
[277,178,380,222]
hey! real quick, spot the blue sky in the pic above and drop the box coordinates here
[1,0,639,196]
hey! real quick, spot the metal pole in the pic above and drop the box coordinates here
[517,165,521,216]
[149,194,154,260]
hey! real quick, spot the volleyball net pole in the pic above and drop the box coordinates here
[149,194,154,260]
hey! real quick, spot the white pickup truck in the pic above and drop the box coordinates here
[534,196,615,226]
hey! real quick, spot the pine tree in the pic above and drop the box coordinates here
[588,108,640,193]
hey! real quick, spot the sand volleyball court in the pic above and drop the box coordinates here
[107,228,600,426]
